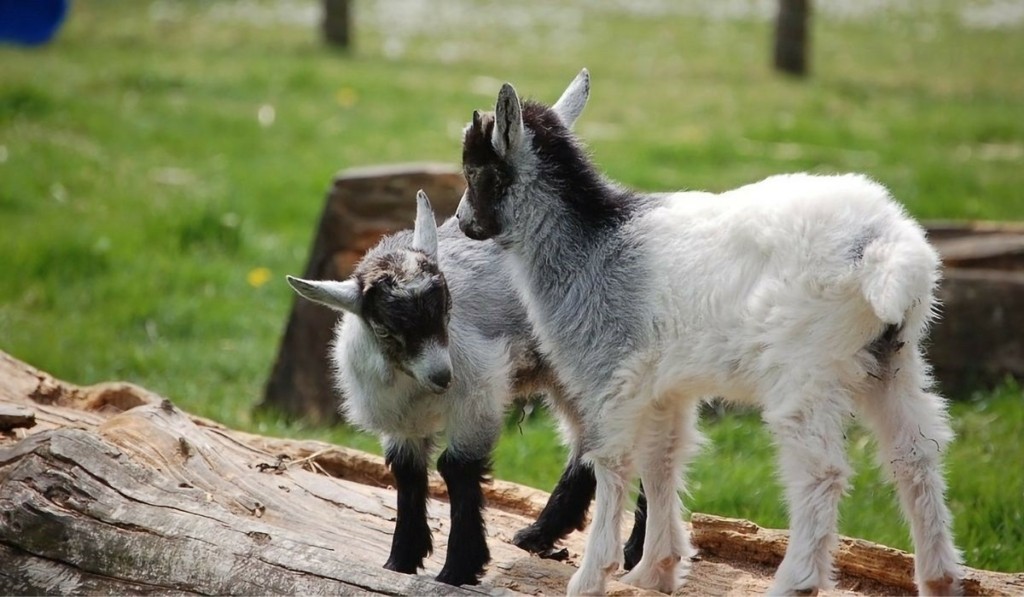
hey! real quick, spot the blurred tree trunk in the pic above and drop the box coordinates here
[774,0,810,76]
[322,0,351,48]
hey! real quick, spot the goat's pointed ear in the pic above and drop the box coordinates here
[412,189,438,258]
[286,276,362,316]
[552,68,589,129]
[493,83,525,158]
[472,109,483,131]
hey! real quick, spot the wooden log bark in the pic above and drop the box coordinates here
[0,404,35,432]
[2,351,1022,595]
[691,514,1024,596]
[2,427,491,596]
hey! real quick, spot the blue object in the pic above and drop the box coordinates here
[0,0,69,46]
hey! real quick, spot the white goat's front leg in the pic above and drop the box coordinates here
[856,350,963,596]
[764,384,853,596]
[620,399,701,593]
[567,458,630,596]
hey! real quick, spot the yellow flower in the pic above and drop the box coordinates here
[247,267,271,288]
[336,87,359,108]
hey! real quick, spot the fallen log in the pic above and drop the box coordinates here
[1,350,1021,595]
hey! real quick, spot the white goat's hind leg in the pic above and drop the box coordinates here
[620,400,701,593]
[765,384,853,596]
[856,350,963,596]
[567,458,630,596]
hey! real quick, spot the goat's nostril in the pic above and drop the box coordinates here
[429,369,452,390]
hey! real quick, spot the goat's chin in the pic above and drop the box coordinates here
[423,382,449,395]
[459,221,496,241]
[409,373,450,395]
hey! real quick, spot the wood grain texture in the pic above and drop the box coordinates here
[1,350,1021,595]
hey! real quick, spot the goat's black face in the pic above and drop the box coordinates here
[358,252,454,392]
[457,111,510,241]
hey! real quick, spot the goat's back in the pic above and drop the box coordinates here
[629,173,940,397]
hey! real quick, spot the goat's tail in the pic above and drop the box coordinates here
[858,228,941,326]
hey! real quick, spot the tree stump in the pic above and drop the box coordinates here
[2,350,1021,595]
[928,221,1024,395]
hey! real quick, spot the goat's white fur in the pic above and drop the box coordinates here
[332,309,511,444]
[466,74,962,596]
[575,180,958,596]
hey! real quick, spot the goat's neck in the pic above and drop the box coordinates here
[501,178,655,400]
[506,178,636,280]
[507,186,586,275]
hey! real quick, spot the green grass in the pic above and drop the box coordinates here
[1,0,1022,572]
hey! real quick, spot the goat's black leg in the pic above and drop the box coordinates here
[512,455,595,557]
[622,481,648,571]
[383,440,432,575]
[435,449,491,586]
[514,458,649,570]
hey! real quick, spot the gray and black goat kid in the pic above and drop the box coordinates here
[286,191,641,585]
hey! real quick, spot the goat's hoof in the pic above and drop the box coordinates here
[623,539,644,571]
[923,575,963,596]
[513,524,555,553]
[567,569,606,596]
[513,525,571,560]
[540,546,570,561]
[620,555,684,593]
[767,584,819,597]
[768,563,822,597]
[383,558,419,575]
[620,565,652,589]
[435,566,483,587]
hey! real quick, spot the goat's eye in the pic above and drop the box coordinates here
[371,324,391,339]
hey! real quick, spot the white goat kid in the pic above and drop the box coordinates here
[456,70,963,596]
